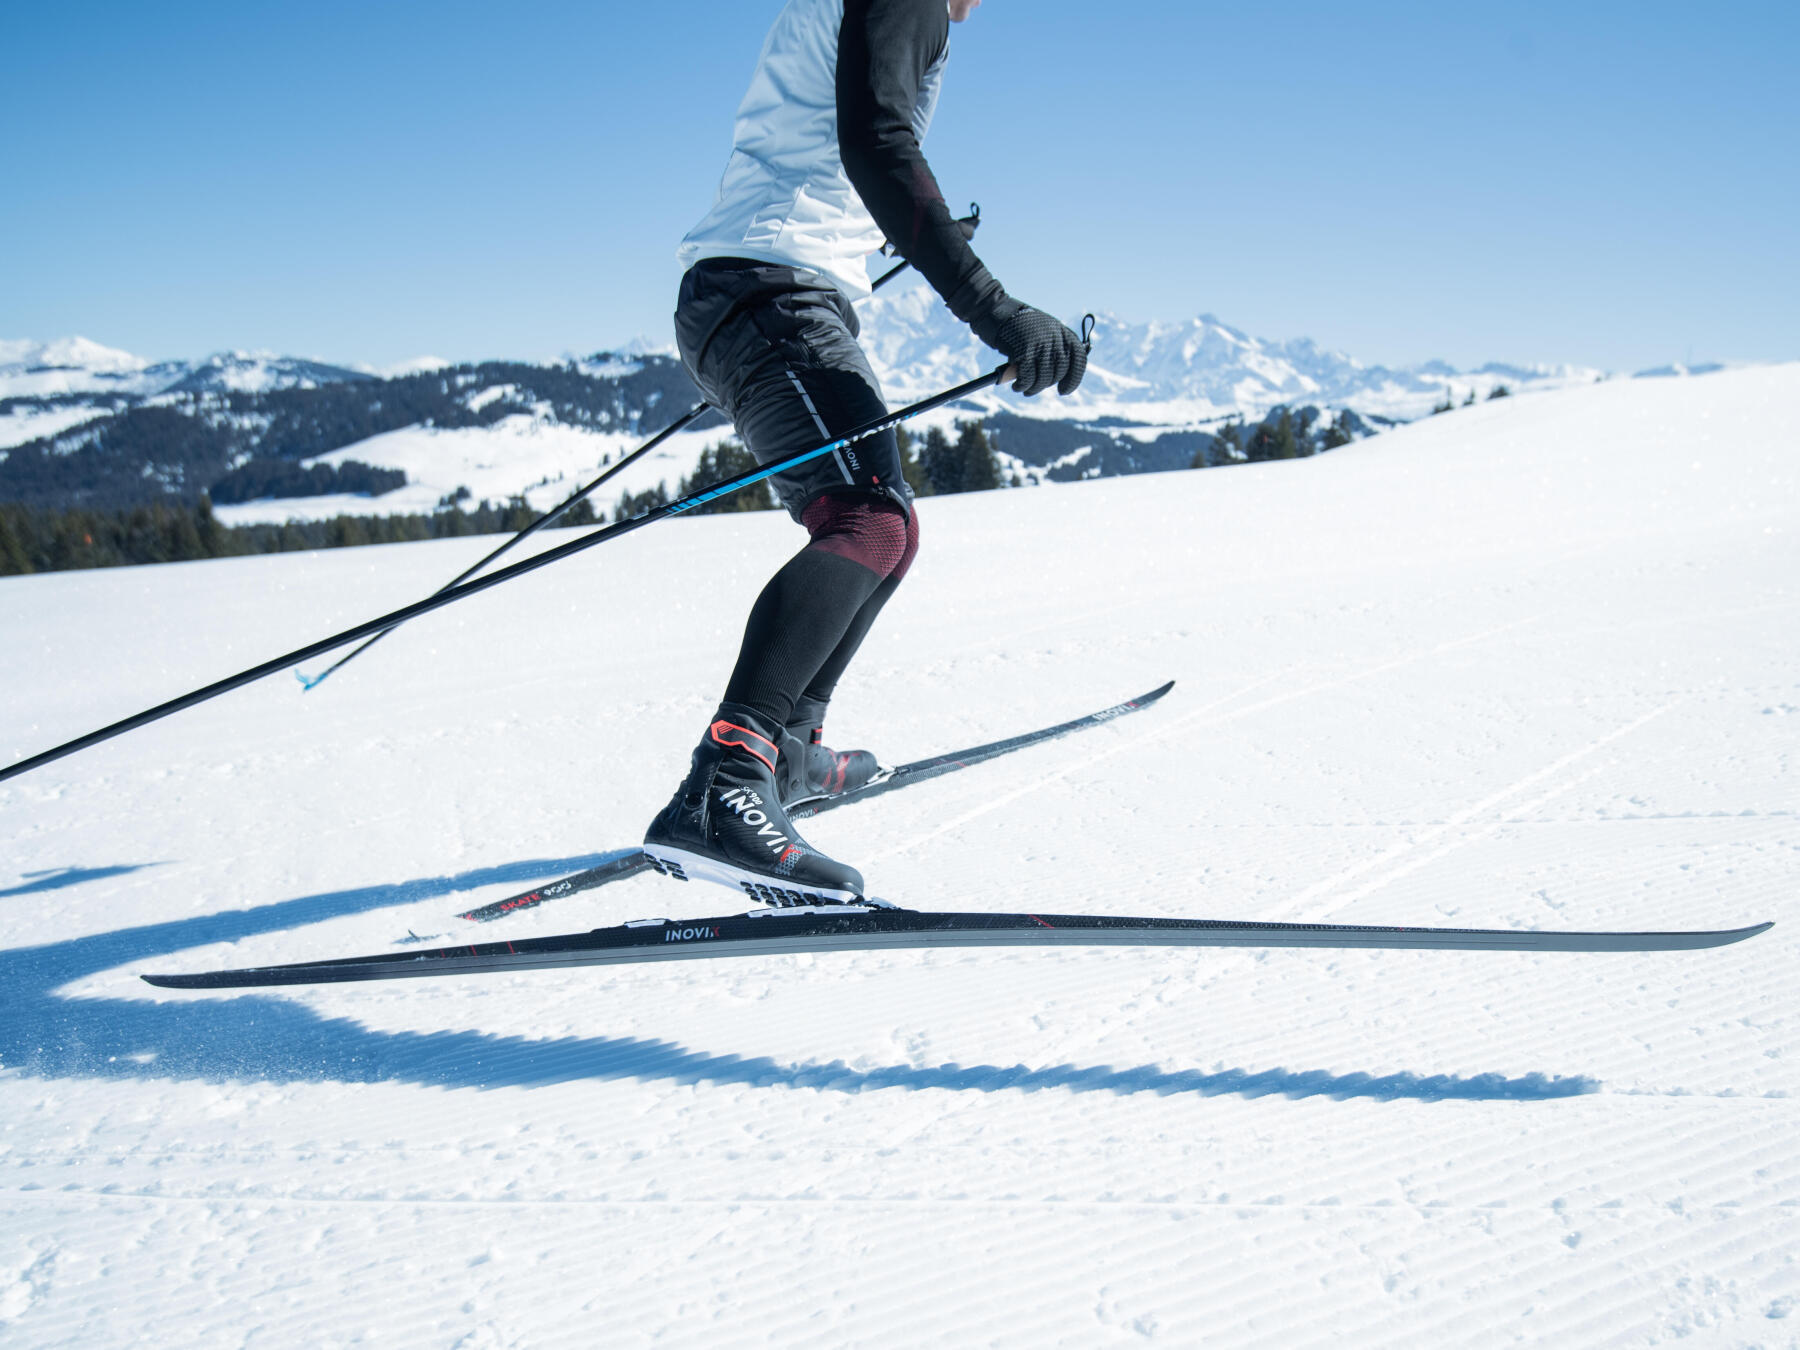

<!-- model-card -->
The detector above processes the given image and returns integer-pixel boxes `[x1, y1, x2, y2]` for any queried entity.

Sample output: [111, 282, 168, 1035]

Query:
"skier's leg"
[643, 520, 896, 896]
[749, 496, 917, 803]
[646, 261, 913, 896]
[719, 496, 910, 730]
[796, 502, 921, 712]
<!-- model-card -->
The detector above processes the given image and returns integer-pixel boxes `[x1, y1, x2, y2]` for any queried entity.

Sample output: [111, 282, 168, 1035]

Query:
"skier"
[643, 0, 1090, 903]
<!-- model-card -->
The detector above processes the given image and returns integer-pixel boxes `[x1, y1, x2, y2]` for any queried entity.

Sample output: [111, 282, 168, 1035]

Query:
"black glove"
[983, 300, 1089, 397]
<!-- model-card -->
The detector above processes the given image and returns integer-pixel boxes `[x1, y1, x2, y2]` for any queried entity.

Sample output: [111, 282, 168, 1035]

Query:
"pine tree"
[1272, 409, 1299, 459]
[1293, 408, 1318, 458]
[1320, 411, 1354, 450]
[678, 439, 774, 514]
[1203, 418, 1244, 467]
[0, 507, 32, 576]
[895, 424, 932, 497]
[921, 426, 957, 495]
[1247, 409, 1299, 461]
[614, 482, 671, 517]
[196, 495, 236, 558]
[561, 496, 600, 527]
[328, 515, 370, 548]
[953, 419, 1001, 493]
[168, 502, 206, 560]
[1487, 384, 1511, 400]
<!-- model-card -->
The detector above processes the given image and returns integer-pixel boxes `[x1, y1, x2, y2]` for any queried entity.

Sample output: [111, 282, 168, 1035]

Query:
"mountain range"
[0, 283, 1676, 521]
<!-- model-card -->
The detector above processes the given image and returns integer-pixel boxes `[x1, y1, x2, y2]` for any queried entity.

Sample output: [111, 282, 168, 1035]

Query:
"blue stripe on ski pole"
[666, 440, 848, 514]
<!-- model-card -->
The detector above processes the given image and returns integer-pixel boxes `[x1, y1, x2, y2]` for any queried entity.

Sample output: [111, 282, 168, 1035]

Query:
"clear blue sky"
[4, 1, 1795, 373]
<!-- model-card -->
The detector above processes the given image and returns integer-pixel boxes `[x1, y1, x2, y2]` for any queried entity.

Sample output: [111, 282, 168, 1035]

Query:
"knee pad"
[801, 495, 917, 580]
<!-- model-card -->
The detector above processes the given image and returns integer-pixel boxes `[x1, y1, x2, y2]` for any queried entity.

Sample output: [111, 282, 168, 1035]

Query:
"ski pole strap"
[874, 203, 978, 283]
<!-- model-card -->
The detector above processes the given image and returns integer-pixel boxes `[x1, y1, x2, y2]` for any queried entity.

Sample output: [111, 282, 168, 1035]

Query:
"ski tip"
[142, 972, 203, 989]
[1691, 921, 1774, 949]
[295, 670, 322, 692]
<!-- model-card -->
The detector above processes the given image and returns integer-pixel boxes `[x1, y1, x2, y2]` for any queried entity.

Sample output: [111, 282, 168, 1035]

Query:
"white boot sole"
[641, 844, 864, 908]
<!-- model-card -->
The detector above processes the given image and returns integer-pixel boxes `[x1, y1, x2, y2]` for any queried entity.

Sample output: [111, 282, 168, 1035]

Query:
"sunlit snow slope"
[2, 365, 1796, 1348]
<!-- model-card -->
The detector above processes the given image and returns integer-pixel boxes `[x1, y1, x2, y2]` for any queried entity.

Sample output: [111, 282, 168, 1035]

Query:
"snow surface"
[2, 365, 1797, 1347]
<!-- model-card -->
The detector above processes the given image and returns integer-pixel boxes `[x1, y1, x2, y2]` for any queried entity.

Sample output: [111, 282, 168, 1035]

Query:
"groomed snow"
[2, 364, 1796, 1347]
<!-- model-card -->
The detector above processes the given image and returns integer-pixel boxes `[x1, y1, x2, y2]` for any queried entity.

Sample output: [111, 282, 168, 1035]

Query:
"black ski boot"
[774, 695, 889, 808]
[643, 703, 867, 906]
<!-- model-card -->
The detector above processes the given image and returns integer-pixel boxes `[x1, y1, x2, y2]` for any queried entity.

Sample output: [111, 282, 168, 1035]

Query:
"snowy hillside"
[3, 363, 1795, 1347]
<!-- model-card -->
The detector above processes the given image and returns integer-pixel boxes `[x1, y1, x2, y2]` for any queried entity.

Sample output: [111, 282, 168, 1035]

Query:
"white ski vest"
[677, 0, 947, 301]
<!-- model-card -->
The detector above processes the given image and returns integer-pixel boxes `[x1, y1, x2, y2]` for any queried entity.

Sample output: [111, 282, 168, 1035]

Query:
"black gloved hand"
[985, 301, 1089, 397]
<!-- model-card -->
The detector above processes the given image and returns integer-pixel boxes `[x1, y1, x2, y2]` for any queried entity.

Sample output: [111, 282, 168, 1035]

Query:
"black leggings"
[675, 258, 923, 731]
[722, 494, 921, 729]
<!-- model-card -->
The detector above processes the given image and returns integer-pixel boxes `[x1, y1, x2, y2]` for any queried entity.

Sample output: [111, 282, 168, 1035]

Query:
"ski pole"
[1, 351, 1036, 786]
[296, 205, 981, 691]
[293, 399, 710, 691]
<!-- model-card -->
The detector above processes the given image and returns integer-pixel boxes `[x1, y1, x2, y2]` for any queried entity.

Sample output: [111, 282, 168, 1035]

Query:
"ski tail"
[792, 679, 1174, 817]
[455, 853, 652, 923]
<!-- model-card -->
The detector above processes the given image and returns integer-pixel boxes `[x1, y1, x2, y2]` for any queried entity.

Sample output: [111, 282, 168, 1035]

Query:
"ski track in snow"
[2, 365, 1798, 1347]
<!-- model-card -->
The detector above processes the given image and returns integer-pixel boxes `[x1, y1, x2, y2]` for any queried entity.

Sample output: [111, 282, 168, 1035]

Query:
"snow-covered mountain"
[0, 337, 183, 403]
[1, 295, 1719, 520]
[859, 278, 1604, 423]
[2, 288, 1612, 434]
[0, 338, 370, 403]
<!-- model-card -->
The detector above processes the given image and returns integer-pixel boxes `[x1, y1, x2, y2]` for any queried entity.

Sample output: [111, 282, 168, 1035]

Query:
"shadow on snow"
[1, 860, 1600, 1103]
[2, 863, 165, 898]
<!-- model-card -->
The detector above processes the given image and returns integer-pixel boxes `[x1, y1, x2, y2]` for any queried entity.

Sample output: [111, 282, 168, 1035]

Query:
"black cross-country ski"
[143, 908, 1772, 990]
[452, 680, 1175, 925]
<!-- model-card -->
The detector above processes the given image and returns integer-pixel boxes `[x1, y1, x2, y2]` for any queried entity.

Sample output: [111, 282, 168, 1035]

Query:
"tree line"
[1, 409, 1369, 579]
[0, 495, 597, 578]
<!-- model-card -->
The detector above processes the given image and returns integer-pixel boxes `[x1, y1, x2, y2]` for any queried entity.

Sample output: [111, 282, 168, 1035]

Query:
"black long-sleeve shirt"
[837, 0, 1008, 336]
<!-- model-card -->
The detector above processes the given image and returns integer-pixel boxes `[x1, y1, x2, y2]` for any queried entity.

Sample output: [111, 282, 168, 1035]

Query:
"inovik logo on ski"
[717, 786, 794, 855]
[666, 925, 722, 943]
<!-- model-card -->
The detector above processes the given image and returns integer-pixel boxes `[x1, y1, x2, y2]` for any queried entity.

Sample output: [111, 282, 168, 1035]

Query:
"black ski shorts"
[673, 258, 913, 522]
